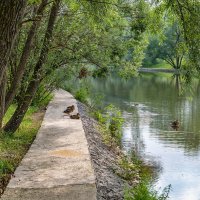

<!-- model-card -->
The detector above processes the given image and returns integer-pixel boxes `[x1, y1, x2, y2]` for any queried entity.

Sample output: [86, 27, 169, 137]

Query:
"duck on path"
[70, 113, 80, 119]
[63, 105, 75, 114]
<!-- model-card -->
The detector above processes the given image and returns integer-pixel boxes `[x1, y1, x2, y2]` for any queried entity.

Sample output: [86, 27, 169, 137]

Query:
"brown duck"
[70, 113, 80, 119]
[63, 105, 75, 114]
[171, 120, 180, 130]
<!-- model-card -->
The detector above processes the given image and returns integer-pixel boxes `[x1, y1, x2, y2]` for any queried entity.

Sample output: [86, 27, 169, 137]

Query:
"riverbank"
[77, 99, 171, 200]
[138, 68, 178, 74]
[78, 102, 140, 199]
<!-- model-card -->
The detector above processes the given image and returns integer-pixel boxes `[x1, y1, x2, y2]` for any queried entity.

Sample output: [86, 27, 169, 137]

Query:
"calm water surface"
[90, 74, 200, 200]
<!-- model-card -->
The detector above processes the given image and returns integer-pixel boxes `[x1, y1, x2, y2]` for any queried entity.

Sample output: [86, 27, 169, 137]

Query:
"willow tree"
[4, 0, 49, 113]
[4, 0, 61, 133]
[4, 0, 153, 132]
[3, 0, 127, 133]
[155, 0, 200, 74]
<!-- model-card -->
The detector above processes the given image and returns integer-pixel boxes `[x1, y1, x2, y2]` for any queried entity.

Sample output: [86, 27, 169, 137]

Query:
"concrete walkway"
[1, 89, 97, 200]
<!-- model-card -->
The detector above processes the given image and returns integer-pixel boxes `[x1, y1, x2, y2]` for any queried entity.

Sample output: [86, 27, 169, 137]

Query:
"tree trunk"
[5, 0, 49, 113]
[0, 0, 26, 132]
[0, 73, 7, 130]
[4, 0, 61, 133]
[4, 80, 40, 133]
[0, 0, 26, 84]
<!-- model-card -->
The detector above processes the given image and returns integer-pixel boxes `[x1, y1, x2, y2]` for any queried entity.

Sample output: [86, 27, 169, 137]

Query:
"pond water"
[90, 74, 200, 200]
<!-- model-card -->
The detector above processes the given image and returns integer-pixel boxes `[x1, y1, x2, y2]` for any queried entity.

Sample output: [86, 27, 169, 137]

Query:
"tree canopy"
[0, 0, 200, 133]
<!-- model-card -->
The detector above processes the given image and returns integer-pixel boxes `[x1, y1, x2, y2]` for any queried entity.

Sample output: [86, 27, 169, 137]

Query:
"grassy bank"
[0, 105, 46, 196]
[148, 62, 171, 69]
[90, 104, 170, 200]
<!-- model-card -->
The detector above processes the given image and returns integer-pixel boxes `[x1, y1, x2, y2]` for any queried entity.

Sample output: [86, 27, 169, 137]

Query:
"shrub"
[75, 87, 89, 103]
[105, 104, 124, 144]
[93, 104, 124, 145]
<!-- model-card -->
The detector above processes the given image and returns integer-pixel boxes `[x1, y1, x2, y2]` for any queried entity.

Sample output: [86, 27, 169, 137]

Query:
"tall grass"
[124, 181, 171, 200]
[93, 104, 124, 146]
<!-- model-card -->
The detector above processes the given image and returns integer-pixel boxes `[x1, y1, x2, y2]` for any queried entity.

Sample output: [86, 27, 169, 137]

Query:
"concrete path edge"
[1, 89, 97, 200]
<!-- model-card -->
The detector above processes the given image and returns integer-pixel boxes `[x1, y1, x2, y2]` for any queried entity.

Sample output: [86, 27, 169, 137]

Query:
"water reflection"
[90, 74, 200, 200]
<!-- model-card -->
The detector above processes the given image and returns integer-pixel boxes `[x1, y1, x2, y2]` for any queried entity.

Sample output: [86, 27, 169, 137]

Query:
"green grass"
[0, 105, 45, 196]
[149, 62, 171, 69]
[122, 152, 171, 200]
[124, 181, 171, 200]
[92, 104, 124, 146]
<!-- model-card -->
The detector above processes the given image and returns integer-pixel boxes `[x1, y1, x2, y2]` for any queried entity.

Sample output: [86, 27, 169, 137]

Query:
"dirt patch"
[50, 149, 82, 157]
[31, 110, 45, 122]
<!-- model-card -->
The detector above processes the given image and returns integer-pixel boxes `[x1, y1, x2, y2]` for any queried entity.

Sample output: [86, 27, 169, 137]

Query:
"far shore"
[138, 68, 179, 74]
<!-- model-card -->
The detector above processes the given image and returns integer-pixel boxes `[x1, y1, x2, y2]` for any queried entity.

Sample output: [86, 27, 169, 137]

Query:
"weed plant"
[124, 181, 171, 200]
[93, 104, 124, 145]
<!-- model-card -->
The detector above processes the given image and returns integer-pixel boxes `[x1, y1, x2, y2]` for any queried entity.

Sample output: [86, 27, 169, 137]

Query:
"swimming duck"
[63, 105, 75, 114]
[171, 120, 180, 129]
[70, 113, 80, 119]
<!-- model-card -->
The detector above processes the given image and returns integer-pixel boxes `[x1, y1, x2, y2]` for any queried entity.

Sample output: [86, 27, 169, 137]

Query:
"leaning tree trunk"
[0, 0, 26, 84]
[5, 0, 49, 113]
[0, 74, 7, 129]
[4, 0, 61, 134]
[0, 0, 26, 131]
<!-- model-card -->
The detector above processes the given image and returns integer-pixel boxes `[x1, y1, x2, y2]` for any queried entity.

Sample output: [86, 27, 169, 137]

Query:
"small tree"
[158, 23, 186, 69]
[144, 22, 186, 69]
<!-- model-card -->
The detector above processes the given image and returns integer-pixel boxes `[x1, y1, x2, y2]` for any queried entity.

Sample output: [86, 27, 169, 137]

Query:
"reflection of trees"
[122, 108, 145, 154]
[90, 74, 200, 154]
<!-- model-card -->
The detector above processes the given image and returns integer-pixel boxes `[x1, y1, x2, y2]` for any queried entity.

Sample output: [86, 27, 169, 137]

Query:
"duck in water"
[171, 120, 180, 130]
[63, 105, 75, 114]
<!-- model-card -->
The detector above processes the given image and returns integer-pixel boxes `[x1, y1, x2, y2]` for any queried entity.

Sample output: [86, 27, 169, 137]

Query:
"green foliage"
[130, 0, 151, 37]
[0, 160, 14, 175]
[122, 151, 171, 200]
[93, 104, 124, 145]
[116, 156, 139, 181]
[32, 87, 53, 108]
[92, 67, 109, 78]
[28, 0, 40, 4]
[75, 87, 89, 103]
[124, 181, 171, 200]
[2, 0, 200, 133]
[105, 104, 124, 140]
[68, 0, 119, 23]
[143, 37, 160, 67]
[153, 0, 200, 74]
[87, 93, 104, 110]
[144, 20, 186, 69]
[93, 110, 106, 124]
